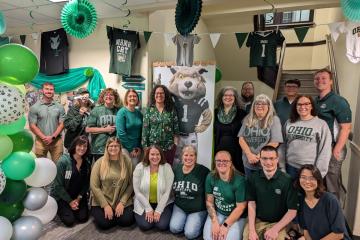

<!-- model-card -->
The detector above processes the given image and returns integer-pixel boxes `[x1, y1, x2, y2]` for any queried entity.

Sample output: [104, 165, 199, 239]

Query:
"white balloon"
[23, 196, 58, 224]
[0, 84, 25, 124]
[0, 216, 13, 240]
[25, 157, 57, 187]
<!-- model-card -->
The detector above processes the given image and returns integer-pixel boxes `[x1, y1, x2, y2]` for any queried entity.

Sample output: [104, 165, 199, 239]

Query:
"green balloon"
[0, 179, 27, 204]
[2, 152, 35, 180]
[0, 201, 24, 222]
[0, 116, 26, 136]
[0, 135, 13, 162]
[0, 44, 39, 85]
[8, 130, 34, 153]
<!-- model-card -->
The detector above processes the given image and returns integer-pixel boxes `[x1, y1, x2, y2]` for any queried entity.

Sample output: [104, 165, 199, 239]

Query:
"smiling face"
[42, 84, 55, 99]
[299, 169, 318, 193]
[107, 141, 120, 158]
[285, 83, 299, 98]
[222, 89, 235, 107]
[182, 149, 196, 168]
[314, 71, 332, 93]
[103, 91, 115, 107]
[296, 96, 313, 119]
[241, 83, 254, 99]
[75, 143, 88, 157]
[215, 152, 232, 175]
[149, 147, 162, 167]
[254, 101, 269, 119]
[126, 91, 138, 107]
[154, 87, 165, 105]
[79, 93, 90, 105]
[260, 150, 278, 174]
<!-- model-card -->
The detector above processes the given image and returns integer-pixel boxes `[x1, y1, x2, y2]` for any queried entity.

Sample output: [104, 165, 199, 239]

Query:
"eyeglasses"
[297, 102, 311, 107]
[155, 92, 165, 95]
[260, 157, 277, 161]
[215, 159, 231, 165]
[300, 175, 317, 182]
[108, 145, 120, 148]
[255, 102, 269, 106]
[285, 85, 299, 89]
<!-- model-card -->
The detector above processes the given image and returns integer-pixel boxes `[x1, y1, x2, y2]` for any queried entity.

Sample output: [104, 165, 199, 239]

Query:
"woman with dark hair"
[297, 164, 351, 240]
[51, 135, 91, 227]
[133, 145, 174, 231]
[90, 137, 134, 230]
[214, 87, 247, 173]
[284, 95, 332, 179]
[64, 88, 94, 150]
[86, 88, 122, 162]
[116, 89, 143, 167]
[142, 85, 179, 165]
[203, 151, 247, 240]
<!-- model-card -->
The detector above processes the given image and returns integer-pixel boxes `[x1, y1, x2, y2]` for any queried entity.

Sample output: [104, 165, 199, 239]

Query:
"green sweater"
[51, 154, 90, 203]
[90, 154, 133, 208]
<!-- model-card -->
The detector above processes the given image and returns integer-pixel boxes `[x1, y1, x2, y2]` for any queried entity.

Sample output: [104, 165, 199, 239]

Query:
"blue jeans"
[244, 167, 257, 178]
[203, 212, 246, 240]
[286, 164, 300, 181]
[169, 204, 207, 239]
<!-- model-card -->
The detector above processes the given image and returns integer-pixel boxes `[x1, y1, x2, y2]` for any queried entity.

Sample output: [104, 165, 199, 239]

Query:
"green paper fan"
[61, 0, 97, 39]
[175, 0, 202, 36]
[340, 0, 360, 21]
[0, 11, 6, 35]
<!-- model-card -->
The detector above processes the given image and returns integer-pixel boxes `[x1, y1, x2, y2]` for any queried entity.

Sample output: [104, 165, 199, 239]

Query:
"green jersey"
[173, 164, 210, 213]
[107, 26, 140, 76]
[246, 30, 284, 67]
[205, 172, 246, 216]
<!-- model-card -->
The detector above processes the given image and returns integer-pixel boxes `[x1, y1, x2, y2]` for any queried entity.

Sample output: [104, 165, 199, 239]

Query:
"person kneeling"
[133, 146, 174, 231]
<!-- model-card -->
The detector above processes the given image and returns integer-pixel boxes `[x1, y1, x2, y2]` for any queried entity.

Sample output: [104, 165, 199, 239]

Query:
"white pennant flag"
[328, 22, 343, 42]
[8, 36, 13, 42]
[164, 32, 176, 47]
[31, 32, 40, 44]
[209, 33, 221, 48]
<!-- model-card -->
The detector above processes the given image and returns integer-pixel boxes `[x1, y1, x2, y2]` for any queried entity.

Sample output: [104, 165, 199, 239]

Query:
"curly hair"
[97, 88, 122, 108]
[289, 95, 317, 123]
[149, 85, 174, 112]
[215, 86, 241, 109]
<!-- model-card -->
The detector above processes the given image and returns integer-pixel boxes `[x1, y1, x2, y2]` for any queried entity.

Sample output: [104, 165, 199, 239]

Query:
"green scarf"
[218, 106, 237, 124]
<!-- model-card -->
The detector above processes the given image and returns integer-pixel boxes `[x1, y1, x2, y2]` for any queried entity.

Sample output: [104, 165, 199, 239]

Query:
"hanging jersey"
[107, 26, 140, 76]
[173, 95, 209, 134]
[40, 28, 69, 75]
[246, 30, 285, 67]
[329, 21, 360, 63]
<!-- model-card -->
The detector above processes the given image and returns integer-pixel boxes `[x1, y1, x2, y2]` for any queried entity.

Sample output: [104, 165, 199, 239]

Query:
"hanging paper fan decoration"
[0, 11, 6, 35]
[340, 0, 360, 21]
[61, 0, 97, 39]
[175, 0, 202, 36]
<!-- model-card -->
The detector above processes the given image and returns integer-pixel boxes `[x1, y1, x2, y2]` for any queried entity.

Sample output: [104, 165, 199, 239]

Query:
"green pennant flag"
[235, 32, 248, 49]
[144, 31, 152, 43]
[294, 27, 310, 43]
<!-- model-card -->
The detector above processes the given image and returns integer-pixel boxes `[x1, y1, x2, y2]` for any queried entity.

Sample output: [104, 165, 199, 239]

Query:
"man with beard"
[239, 81, 254, 113]
[29, 82, 65, 162]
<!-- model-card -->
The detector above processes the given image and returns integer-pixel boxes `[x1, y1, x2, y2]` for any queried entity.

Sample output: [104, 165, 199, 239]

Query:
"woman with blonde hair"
[238, 94, 283, 176]
[86, 88, 122, 162]
[90, 137, 134, 230]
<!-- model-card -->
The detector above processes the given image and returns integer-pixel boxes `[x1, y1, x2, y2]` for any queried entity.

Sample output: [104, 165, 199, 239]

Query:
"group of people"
[27, 67, 352, 239]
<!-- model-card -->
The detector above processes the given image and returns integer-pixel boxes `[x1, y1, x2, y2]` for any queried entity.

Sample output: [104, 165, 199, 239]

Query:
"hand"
[194, 124, 208, 133]
[247, 152, 260, 164]
[264, 227, 279, 240]
[211, 221, 221, 240]
[104, 205, 113, 220]
[153, 212, 161, 222]
[104, 125, 116, 134]
[79, 107, 88, 115]
[115, 202, 124, 217]
[173, 135, 179, 146]
[69, 199, 79, 210]
[145, 211, 154, 223]
[130, 148, 141, 158]
[332, 145, 342, 161]
[249, 230, 259, 240]
[42, 136, 53, 145]
[218, 224, 229, 240]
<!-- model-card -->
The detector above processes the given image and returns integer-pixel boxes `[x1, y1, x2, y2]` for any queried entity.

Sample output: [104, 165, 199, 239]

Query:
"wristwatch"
[52, 135, 56, 140]
[222, 222, 229, 228]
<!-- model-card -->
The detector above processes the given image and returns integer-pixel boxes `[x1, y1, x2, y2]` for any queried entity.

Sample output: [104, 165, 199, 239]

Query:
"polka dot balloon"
[0, 84, 25, 124]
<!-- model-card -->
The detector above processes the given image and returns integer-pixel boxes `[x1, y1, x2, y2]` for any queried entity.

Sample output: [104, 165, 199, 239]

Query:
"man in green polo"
[29, 82, 65, 162]
[243, 145, 298, 240]
[314, 68, 352, 201]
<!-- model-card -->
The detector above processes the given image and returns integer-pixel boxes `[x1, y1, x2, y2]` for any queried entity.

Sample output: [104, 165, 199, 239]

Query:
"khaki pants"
[35, 137, 63, 162]
[243, 219, 287, 240]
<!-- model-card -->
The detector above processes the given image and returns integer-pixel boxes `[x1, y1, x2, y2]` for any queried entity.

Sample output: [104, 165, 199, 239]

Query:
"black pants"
[134, 203, 173, 231]
[57, 199, 89, 227]
[91, 205, 135, 230]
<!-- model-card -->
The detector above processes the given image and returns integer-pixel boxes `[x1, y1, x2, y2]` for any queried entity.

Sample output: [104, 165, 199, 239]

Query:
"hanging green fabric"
[31, 67, 106, 101]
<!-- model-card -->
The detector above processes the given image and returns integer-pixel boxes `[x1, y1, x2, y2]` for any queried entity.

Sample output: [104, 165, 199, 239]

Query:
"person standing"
[239, 81, 255, 113]
[116, 89, 143, 167]
[314, 68, 352, 201]
[64, 88, 93, 150]
[274, 79, 301, 126]
[214, 87, 247, 173]
[29, 82, 65, 162]
[142, 85, 179, 165]
[86, 88, 122, 162]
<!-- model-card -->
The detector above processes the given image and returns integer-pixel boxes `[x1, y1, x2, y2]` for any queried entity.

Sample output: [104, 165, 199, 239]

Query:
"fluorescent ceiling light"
[49, 0, 68, 2]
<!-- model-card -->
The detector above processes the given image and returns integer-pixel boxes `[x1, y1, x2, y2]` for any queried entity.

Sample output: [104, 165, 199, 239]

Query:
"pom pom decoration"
[175, 0, 202, 36]
[340, 0, 360, 21]
[61, 0, 98, 39]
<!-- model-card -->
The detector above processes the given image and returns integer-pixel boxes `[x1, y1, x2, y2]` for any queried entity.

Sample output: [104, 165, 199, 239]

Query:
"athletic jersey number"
[261, 43, 266, 57]
[182, 104, 188, 122]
